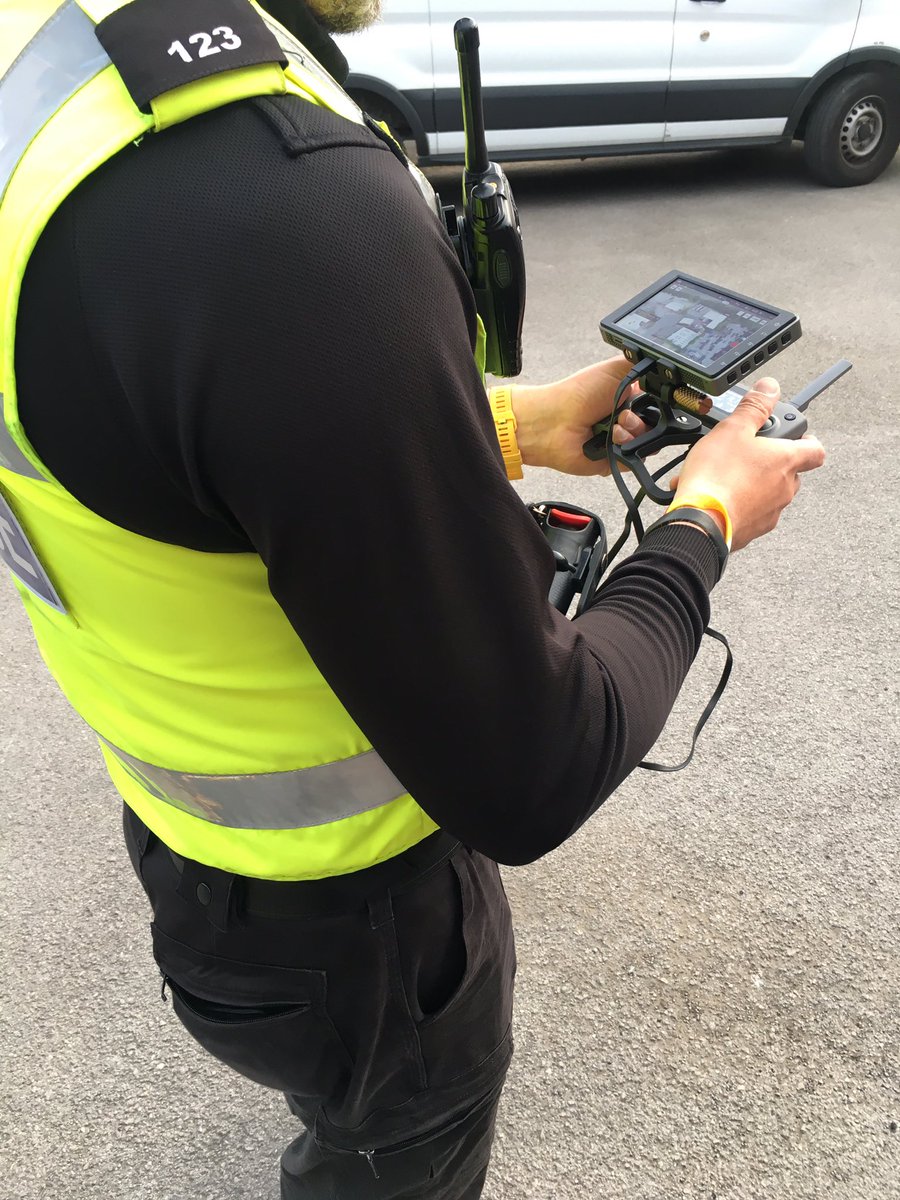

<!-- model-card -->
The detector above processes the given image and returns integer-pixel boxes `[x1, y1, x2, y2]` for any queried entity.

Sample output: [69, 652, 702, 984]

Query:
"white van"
[338, 0, 900, 185]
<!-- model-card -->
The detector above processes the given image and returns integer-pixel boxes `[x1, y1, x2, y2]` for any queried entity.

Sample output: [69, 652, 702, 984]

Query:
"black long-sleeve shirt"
[14, 71, 718, 866]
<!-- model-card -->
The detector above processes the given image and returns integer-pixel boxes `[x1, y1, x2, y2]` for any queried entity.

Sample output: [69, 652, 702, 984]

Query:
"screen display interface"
[615, 278, 777, 371]
[711, 388, 744, 414]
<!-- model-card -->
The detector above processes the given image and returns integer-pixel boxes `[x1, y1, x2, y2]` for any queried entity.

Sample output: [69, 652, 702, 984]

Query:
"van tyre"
[347, 88, 418, 163]
[803, 69, 900, 186]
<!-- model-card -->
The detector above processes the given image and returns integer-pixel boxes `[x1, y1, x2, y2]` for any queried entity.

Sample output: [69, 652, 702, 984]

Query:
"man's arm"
[183, 102, 720, 862]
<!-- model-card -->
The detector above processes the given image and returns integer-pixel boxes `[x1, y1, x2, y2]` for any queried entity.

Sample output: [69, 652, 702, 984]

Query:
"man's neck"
[262, 0, 349, 83]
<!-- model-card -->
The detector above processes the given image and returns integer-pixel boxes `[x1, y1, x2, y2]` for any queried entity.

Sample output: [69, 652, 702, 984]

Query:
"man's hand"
[671, 378, 826, 552]
[507, 356, 647, 476]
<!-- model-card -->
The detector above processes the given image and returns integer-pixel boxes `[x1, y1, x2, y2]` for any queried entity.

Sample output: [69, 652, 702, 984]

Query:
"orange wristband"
[487, 386, 524, 481]
[667, 492, 733, 550]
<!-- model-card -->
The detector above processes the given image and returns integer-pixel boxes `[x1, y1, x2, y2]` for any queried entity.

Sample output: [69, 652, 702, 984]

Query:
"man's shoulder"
[104, 92, 436, 258]
[246, 93, 394, 161]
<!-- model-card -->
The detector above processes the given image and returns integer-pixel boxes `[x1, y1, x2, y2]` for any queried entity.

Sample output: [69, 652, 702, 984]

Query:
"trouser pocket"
[397, 847, 516, 1090]
[152, 923, 352, 1103]
[296, 1082, 503, 1200]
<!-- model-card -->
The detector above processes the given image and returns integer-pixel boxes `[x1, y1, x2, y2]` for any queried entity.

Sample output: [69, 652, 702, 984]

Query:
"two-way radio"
[440, 19, 526, 377]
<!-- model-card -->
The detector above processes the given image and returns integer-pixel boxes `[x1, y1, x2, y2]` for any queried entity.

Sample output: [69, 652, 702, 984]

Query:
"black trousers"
[123, 806, 516, 1199]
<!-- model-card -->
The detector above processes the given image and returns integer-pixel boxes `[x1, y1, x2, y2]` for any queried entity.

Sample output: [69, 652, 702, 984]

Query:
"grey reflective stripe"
[101, 739, 408, 830]
[0, 1, 110, 204]
[261, 16, 359, 104]
[0, 487, 67, 611]
[0, 396, 44, 479]
[0, 5, 109, 480]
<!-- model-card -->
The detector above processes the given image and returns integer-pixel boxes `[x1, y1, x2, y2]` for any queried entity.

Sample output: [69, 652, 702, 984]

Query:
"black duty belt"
[165, 828, 462, 920]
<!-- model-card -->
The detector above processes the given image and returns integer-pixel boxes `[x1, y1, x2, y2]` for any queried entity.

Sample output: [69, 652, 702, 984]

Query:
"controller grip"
[548, 569, 578, 613]
[582, 429, 609, 462]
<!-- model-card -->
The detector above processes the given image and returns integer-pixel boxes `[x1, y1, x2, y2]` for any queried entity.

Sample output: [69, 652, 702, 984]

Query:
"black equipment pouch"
[528, 502, 607, 614]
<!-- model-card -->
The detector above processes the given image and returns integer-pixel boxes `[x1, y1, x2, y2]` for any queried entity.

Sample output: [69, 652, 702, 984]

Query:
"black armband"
[644, 507, 730, 584]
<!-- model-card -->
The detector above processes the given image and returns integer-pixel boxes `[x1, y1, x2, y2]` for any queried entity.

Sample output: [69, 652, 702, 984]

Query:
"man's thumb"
[734, 377, 780, 429]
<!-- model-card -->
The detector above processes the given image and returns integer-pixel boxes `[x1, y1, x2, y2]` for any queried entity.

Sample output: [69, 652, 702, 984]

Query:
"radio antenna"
[454, 18, 490, 177]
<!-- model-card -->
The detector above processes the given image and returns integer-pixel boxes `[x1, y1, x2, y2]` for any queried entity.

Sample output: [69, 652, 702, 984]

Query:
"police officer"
[2, 1, 824, 1196]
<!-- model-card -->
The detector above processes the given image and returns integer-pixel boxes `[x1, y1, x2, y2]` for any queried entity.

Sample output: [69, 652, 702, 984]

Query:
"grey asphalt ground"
[2, 142, 899, 1200]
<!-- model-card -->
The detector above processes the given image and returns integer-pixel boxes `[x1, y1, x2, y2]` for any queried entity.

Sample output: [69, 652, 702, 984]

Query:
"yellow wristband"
[487, 385, 524, 481]
[667, 492, 733, 550]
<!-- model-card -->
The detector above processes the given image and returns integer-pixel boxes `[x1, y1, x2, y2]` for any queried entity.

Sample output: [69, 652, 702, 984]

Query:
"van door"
[427, 1, 677, 159]
[665, 0, 863, 146]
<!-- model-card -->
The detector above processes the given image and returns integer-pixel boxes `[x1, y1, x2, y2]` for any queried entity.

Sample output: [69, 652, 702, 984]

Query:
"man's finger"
[616, 410, 647, 436]
[789, 435, 826, 473]
[728, 378, 780, 431]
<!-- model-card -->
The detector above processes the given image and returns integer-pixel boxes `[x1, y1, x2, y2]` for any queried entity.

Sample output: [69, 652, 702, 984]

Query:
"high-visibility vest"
[0, 0, 477, 880]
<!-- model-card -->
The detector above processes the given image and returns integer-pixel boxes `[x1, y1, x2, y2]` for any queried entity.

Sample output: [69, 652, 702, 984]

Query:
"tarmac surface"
[2, 142, 899, 1199]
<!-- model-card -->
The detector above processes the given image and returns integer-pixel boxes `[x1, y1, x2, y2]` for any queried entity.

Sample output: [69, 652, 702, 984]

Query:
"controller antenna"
[791, 359, 852, 412]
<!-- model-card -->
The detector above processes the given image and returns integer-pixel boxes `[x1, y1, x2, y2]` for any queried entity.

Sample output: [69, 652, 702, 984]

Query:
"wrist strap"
[487, 386, 524, 481]
[645, 506, 730, 584]
[667, 491, 733, 549]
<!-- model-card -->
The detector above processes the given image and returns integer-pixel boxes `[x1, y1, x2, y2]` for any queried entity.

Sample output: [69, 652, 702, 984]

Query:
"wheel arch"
[344, 73, 431, 159]
[787, 48, 900, 140]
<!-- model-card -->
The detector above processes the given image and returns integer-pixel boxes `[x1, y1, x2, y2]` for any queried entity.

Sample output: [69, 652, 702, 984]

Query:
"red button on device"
[548, 508, 591, 529]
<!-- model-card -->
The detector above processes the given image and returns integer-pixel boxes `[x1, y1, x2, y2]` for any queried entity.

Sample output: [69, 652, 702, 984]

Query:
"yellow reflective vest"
[0, 0, 467, 879]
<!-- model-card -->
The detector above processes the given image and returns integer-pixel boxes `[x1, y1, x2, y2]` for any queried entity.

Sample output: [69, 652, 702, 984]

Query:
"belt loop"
[124, 803, 156, 858]
[367, 891, 394, 931]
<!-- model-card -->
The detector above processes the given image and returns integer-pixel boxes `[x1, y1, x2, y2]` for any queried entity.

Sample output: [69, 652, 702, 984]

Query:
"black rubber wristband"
[645, 507, 730, 584]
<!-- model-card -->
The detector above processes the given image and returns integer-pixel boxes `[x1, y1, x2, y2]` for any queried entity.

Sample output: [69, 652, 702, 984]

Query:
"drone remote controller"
[582, 272, 851, 497]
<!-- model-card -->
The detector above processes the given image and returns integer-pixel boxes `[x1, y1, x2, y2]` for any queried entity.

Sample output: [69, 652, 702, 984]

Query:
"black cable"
[638, 627, 733, 772]
[583, 362, 733, 773]
[605, 360, 654, 545]
[602, 449, 690, 576]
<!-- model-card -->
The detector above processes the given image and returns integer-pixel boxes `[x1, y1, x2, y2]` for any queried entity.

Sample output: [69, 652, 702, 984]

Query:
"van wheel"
[803, 69, 900, 186]
[347, 89, 419, 163]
